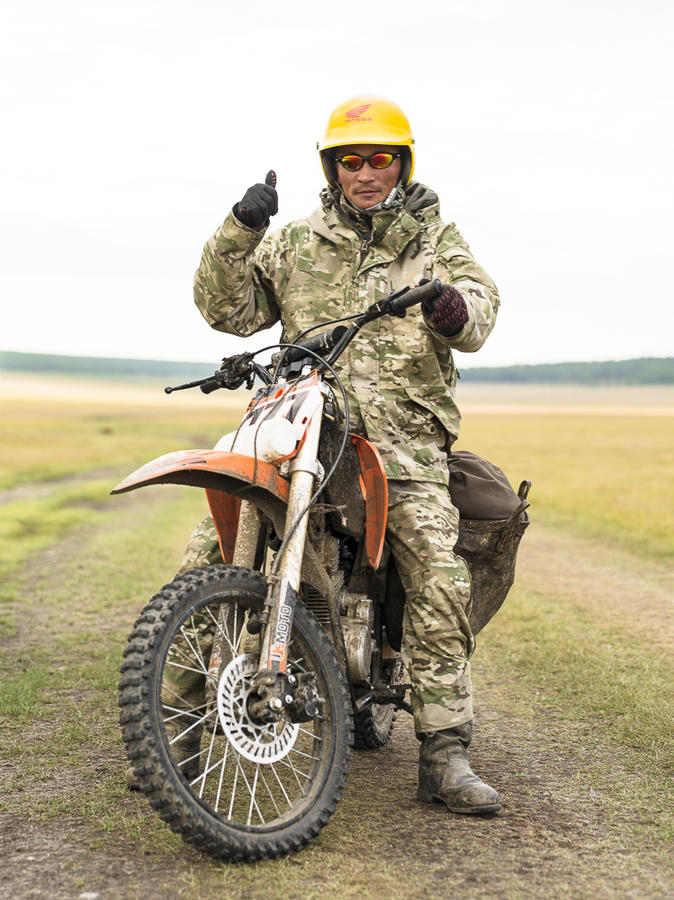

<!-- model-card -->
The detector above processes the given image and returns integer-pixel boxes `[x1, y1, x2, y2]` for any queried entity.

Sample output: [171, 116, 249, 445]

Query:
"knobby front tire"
[118, 564, 353, 861]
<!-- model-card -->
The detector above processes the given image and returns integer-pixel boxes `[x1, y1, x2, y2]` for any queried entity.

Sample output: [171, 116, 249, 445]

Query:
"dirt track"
[2, 489, 671, 900]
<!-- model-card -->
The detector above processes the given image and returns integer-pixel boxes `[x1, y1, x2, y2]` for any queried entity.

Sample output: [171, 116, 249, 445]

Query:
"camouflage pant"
[386, 480, 473, 734]
[173, 480, 473, 736]
[176, 517, 224, 575]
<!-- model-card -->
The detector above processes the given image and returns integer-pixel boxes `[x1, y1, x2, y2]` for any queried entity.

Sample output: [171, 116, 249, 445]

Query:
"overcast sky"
[2, 0, 672, 367]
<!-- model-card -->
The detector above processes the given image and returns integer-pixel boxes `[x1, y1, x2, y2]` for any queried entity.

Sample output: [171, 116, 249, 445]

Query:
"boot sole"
[417, 789, 500, 815]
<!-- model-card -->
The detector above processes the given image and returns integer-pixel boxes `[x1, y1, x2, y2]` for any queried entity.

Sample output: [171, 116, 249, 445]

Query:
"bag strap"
[495, 497, 531, 552]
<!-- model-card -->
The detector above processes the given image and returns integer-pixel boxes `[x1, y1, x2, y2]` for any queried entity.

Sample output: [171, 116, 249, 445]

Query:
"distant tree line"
[460, 357, 674, 385]
[2, 351, 673, 385]
[0, 351, 215, 383]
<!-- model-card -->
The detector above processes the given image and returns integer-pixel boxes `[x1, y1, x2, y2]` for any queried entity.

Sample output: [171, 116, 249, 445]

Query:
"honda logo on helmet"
[345, 103, 373, 122]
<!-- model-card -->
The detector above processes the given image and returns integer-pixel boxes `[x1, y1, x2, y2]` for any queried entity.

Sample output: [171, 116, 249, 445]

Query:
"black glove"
[422, 284, 469, 336]
[233, 170, 278, 229]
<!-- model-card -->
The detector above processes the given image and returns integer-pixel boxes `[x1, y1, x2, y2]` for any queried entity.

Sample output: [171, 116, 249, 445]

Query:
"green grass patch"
[0, 488, 208, 724]
[0, 485, 213, 854]
[0, 480, 115, 579]
[477, 582, 674, 845]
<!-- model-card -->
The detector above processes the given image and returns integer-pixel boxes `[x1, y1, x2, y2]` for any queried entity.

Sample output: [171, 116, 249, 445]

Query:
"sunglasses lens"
[339, 155, 363, 171]
[370, 153, 395, 169]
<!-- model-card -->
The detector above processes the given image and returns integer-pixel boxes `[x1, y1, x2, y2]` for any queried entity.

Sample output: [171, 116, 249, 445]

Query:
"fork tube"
[259, 399, 324, 674]
[232, 500, 261, 568]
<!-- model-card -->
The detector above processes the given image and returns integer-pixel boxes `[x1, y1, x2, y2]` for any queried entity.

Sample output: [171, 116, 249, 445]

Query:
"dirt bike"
[113, 279, 530, 862]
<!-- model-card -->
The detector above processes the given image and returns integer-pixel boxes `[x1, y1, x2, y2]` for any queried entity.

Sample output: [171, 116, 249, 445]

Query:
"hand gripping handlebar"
[386, 278, 443, 316]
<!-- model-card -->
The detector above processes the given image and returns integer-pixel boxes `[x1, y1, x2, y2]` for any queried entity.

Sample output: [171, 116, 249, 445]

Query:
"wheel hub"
[216, 654, 299, 763]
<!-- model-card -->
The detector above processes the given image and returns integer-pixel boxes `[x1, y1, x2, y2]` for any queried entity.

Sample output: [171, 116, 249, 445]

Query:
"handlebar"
[387, 278, 443, 316]
[200, 377, 226, 394]
[165, 279, 447, 394]
[283, 325, 348, 363]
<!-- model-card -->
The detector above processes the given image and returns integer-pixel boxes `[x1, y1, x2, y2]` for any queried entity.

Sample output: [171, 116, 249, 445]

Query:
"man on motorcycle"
[187, 95, 501, 815]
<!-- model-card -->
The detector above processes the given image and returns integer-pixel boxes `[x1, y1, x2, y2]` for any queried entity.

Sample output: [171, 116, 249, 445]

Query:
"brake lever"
[165, 376, 213, 394]
[165, 352, 257, 394]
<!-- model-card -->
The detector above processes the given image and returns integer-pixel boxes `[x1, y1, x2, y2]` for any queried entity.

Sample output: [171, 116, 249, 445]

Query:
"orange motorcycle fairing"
[111, 437, 388, 570]
[351, 435, 388, 570]
[206, 491, 241, 565]
[111, 449, 290, 502]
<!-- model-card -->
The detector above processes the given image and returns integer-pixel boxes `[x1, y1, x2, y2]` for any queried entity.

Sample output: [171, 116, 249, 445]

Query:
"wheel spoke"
[204, 604, 242, 658]
[164, 708, 212, 743]
[257, 767, 282, 817]
[180, 621, 208, 673]
[298, 725, 322, 740]
[234, 751, 264, 825]
[232, 603, 240, 652]
[166, 659, 210, 677]
[247, 766, 262, 826]
[215, 742, 230, 813]
[288, 746, 320, 762]
[162, 702, 209, 722]
[197, 721, 223, 799]
[169, 637, 208, 674]
[161, 683, 204, 706]
[188, 614, 211, 671]
[268, 762, 294, 809]
[276, 754, 311, 786]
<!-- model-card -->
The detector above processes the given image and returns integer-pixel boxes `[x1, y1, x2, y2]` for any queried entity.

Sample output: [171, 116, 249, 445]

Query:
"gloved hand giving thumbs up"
[233, 170, 278, 229]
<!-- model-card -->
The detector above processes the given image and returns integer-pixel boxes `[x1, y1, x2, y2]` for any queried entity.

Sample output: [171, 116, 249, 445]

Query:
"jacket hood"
[403, 181, 439, 215]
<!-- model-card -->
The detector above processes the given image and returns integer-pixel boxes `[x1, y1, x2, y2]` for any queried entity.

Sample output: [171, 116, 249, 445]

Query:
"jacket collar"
[307, 182, 440, 260]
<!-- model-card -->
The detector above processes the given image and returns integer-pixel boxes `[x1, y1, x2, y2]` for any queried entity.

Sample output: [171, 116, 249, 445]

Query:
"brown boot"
[417, 722, 500, 814]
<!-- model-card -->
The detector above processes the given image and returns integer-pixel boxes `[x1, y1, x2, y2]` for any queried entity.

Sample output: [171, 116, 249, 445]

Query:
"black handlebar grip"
[200, 378, 222, 394]
[285, 325, 348, 362]
[389, 279, 443, 316]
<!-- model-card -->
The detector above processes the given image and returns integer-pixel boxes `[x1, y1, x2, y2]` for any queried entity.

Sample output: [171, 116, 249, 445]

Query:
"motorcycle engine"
[340, 591, 374, 685]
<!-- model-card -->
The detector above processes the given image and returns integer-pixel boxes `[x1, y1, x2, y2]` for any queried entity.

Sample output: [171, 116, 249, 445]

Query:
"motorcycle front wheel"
[119, 564, 353, 861]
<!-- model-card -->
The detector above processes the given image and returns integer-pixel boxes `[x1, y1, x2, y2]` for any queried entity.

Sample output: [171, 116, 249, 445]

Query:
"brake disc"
[216, 653, 299, 763]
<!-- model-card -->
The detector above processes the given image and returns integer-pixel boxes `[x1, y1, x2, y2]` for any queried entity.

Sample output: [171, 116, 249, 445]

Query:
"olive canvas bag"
[448, 451, 531, 634]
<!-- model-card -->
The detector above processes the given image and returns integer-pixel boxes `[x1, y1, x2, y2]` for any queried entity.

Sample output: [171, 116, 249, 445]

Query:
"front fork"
[258, 403, 323, 676]
[231, 402, 324, 723]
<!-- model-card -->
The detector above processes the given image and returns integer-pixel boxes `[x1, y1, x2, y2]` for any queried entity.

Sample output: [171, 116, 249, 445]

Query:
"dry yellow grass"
[2, 375, 672, 559]
[0, 374, 247, 489]
[457, 382, 674, 416]
[453, 383, 674, 561]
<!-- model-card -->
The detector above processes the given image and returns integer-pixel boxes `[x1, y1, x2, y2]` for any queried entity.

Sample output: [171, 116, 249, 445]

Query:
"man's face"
[335, 144, 402, 209]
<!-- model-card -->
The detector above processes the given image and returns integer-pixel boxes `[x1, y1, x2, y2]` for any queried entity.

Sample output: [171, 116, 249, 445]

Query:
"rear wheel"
[119, 564, 353, 861]
[353, 656, 404, 749]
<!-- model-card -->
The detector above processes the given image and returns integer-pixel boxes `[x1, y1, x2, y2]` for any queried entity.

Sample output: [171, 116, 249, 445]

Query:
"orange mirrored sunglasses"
[335, 152, 401, 172]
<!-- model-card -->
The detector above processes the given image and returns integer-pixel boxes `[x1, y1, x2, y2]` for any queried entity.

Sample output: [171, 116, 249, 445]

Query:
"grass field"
[1, 375, 672, 899]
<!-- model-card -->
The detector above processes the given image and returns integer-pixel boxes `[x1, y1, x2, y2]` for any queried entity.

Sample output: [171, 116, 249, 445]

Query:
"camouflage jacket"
[194, 184, 499, 484]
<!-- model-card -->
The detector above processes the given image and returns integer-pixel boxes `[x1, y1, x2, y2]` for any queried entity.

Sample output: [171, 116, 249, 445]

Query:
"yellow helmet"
[318, 94, 415, 189]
